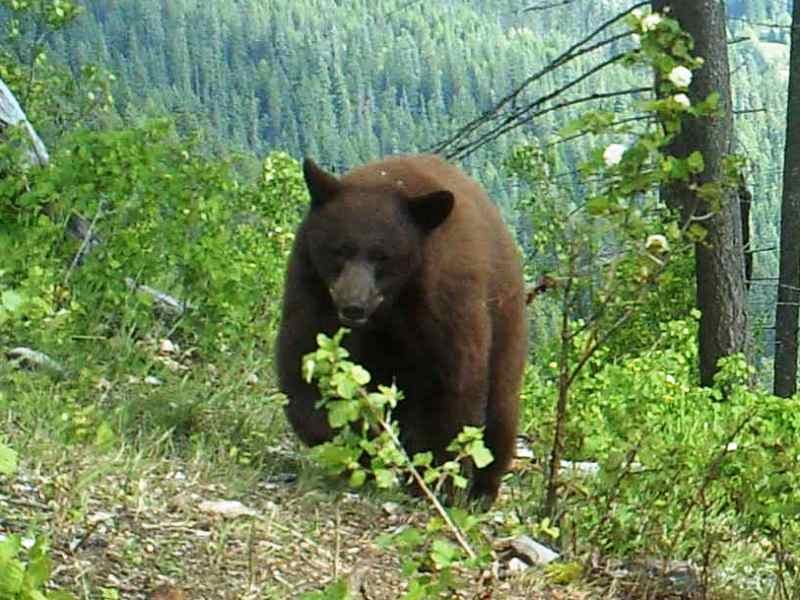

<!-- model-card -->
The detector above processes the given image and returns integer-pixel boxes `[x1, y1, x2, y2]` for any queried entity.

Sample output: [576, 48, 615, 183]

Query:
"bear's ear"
[303, 159, 341, 208]
[407, 190, 455, 231]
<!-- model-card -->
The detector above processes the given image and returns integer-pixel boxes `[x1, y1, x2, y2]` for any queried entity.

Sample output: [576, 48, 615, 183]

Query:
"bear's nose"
[340, 305, 367, 322]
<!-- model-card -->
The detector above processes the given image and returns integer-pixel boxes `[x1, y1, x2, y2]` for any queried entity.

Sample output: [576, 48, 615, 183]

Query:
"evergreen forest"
[30, 0, 797, 359]
[1, 1, 800, 598]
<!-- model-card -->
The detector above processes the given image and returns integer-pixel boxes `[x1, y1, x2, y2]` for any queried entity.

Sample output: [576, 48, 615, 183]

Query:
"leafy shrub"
[1, 119, 306, 358]
[520, 314, 800, 594]
[0, 438, 73, 600]
[302, 329, 496, 599]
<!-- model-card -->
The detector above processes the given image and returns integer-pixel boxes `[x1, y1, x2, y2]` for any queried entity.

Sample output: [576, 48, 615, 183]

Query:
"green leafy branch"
[302, 329, 483, 561]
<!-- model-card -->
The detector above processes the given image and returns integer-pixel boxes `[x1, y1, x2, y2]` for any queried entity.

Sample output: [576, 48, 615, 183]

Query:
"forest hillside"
[1, 1, 800, 599]
[29, 0, 795, 355]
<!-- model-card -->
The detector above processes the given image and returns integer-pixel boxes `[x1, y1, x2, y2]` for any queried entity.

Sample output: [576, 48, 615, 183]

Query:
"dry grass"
[0, 439, 606, 600]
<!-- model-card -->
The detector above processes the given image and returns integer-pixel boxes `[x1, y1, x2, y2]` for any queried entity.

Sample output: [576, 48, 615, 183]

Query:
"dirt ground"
[0, 444, 610, 600]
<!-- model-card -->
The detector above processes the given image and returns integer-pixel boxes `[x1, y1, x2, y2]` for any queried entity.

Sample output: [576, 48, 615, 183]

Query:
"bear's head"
[302, 159, 454, 328]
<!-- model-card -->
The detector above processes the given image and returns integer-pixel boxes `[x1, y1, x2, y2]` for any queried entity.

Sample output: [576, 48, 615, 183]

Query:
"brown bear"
[276, 154, 527, 503]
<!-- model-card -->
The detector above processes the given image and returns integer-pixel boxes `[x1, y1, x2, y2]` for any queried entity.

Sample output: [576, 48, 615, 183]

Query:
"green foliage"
[303, 330, 495, 497]
[303, 330, 496, 599]
[0, 1, 302, 500]
[521, 314, 800, 593]
[0, 0, 115, 140]
[503, 9, 798, 594]
[511, 7, 743, 364]
[1, 118, 306, 360]
[0, 526, 72, 600]
[0, 0, 83, 31]
[0, 432, 69, 600]
[0, 438, 18, 475]
[299, 579, 351, 600]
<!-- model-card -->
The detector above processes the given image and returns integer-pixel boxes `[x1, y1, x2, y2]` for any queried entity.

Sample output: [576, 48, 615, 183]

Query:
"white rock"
[198, 499, 260, 518]
[510, 535, 559, 565]
[508, 557, 531, 573]
[159, 338, 177, 355]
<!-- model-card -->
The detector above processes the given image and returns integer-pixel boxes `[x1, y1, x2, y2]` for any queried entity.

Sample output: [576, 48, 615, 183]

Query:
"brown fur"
[276, 154, 528, 503]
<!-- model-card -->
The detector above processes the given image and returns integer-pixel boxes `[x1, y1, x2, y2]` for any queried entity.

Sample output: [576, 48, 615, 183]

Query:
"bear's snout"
[330, 262, 383, 327]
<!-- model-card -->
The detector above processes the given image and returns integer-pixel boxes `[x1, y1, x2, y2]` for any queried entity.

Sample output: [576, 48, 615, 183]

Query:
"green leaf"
[687, 223, 707, 242]
[299, 578, 351, 600]
[452, 474, 469, 489]
[392, 527, 424, 549]
[302, 358, 316, 383]
[374, 468, 397, 488]
[704, 91, 720, 110]
[686, 151, 704, 173]
[0, 535, 21, 563]
[585, 196, 610, 215]
[1, 289, 24, 313]
[412, 451, 433, 467]
[327, 400, 359, 428]
[24, 555, 52, 595]
[0, 558, 24, 595]
[311, 443, 356, 472]
[316, 332, 332, 350]
[468, 443, 494, 469]
[430, 539, 459, 569]
[0, 443, 18, 476]
[546, 561, 584, 584]
[348, 468, 366, 488]
[94, 421, 117, 450]
[350, 365, 371, 386]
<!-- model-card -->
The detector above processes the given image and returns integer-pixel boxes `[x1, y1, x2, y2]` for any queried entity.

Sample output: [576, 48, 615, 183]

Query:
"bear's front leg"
[276, 251, 339, 447]
[416, 310, 495, 499]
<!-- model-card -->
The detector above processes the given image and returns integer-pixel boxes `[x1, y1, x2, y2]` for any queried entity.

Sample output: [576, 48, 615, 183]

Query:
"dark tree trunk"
[652, 0, 748, 387]
[739, 177, 753, 291]
[773, 1, 800, 398]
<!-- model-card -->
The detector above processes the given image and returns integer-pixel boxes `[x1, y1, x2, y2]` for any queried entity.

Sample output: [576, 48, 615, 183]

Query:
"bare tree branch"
[431, 2, 648, 158]
[444, 58, 650, 161]
[522, 0, 577, 12]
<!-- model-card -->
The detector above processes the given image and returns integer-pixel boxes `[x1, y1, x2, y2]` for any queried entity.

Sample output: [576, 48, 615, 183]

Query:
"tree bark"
[0, 78, 49, 166]
[652, 0, 748, 387]
[773, 0, 800, 398]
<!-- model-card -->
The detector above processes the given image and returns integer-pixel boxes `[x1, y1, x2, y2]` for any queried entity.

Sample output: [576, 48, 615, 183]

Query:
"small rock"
[245, 372, 260, 385]
[198, 499, 260, 518]
[159, 339, 177, 355]
[507, 557, 530, 573]
[88, 511, 114, 524]
[509, 535, 559, 565]
[515, 436, 534, 460]
[382, 501, 401, 515]
[7, 347, 64, 374]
